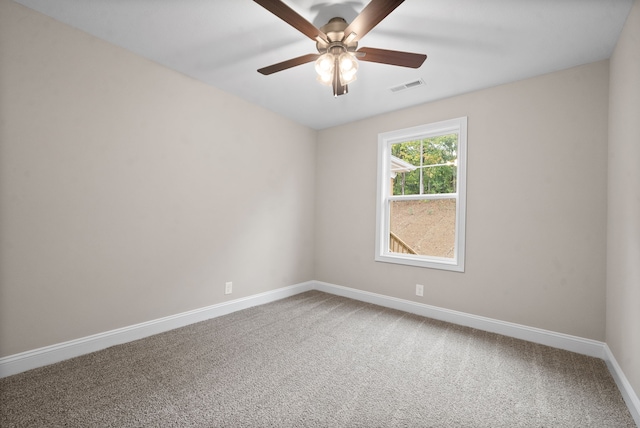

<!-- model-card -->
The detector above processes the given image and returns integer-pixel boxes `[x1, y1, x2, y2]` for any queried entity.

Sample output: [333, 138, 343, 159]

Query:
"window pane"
[422, 165, 457, 195]
[391, 141, 421, 195]
[389, 199, 456, 258]
[390, 134, 458, 196]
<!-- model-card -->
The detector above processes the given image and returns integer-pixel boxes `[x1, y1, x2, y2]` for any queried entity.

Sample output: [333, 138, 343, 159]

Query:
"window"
[375, 117, 467, 271]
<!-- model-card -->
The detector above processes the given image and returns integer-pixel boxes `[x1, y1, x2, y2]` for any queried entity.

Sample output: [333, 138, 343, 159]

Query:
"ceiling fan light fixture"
[340, 73, 357, 86]
[315, 53, 335, 84]
[316, 73, 333, 85]
[338, 52, 358, 84]
[315, 50, 358, 92]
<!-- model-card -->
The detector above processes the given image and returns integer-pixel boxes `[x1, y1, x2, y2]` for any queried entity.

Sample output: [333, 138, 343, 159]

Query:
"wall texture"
[607, 0, 640, 402]
[0, 0, 316, 356]
[316, 61, 610, 341]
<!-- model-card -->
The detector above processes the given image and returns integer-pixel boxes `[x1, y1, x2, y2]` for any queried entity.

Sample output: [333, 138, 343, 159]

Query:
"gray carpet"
[0, 291, 635, 427]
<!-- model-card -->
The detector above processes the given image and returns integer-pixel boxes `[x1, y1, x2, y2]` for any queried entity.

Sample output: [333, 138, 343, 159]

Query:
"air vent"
[389, 79, 425, 93]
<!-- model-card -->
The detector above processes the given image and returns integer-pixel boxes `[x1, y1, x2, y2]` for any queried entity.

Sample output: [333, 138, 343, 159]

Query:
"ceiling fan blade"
[254, 0, 328, 43]
[258, 53, 320, 75]
[357, 47, 426, 68]
[343, 0, 405, 42]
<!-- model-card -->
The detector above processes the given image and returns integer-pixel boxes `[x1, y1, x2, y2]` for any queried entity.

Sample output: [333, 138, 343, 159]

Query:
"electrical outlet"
[416, 284, 424, 297]
[225, 281, 233, 295]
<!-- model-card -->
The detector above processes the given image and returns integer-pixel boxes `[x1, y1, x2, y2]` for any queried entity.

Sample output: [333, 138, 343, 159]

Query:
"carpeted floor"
[0, 291, 636, 427]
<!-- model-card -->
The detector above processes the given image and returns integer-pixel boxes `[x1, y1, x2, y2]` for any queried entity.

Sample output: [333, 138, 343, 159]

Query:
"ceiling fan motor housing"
[316, 17, 358, 54]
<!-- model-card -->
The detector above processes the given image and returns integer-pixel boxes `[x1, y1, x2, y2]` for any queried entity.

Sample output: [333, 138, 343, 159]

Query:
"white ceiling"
[13, 0, 633, 130]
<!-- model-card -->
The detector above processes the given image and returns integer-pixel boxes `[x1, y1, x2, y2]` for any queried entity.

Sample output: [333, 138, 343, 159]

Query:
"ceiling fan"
[254, 0, 427, 97]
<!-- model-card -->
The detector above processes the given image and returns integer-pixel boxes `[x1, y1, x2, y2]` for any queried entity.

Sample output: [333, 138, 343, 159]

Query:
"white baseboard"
[2, 278, 638, 426]
[0, 279, 609, 377]
[313, 281, 606, 358]
[0, 281, 313, 378]
[604, 344, 640, 426]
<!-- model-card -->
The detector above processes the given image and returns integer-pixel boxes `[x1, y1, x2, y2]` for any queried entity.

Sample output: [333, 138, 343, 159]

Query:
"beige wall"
[607, 0, 640, 401]
[0, 0, 316, 356]
[316, 61, 610, 341]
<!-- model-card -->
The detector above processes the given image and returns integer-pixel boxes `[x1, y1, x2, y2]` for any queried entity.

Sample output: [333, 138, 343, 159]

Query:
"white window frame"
[375, 117, 467, 272]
